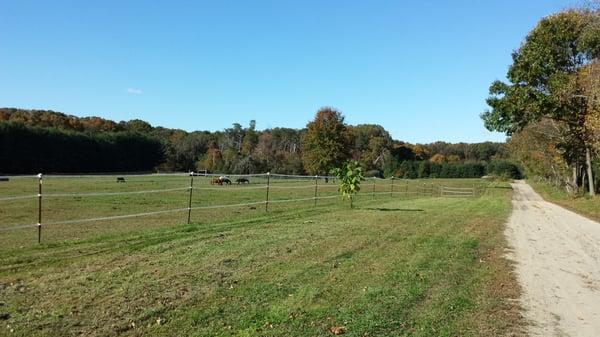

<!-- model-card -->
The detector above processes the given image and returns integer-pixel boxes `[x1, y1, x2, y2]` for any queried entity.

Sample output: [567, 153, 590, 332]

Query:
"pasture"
[0, 174, 485, 249]
[0, 176, 520, 336]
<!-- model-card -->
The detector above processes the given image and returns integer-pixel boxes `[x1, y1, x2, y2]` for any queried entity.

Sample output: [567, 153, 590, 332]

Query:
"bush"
[486, 160, 523, 179]
[382, 160, 487, 179]
[365, 169, 383, 178]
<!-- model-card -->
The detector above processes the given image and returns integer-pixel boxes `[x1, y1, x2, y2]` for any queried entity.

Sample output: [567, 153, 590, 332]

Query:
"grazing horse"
[116, 177, 126, 183]
[211, 177, 231, 185]
[235, 178, 249, 184]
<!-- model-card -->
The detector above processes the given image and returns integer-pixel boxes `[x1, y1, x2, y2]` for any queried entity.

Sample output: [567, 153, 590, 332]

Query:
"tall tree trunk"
[573, 165, 578, 190]
[586, 146, 596, 196]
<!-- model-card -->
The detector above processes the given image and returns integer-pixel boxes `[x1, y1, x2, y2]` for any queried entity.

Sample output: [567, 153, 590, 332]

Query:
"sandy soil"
[506, 181, 600, 336]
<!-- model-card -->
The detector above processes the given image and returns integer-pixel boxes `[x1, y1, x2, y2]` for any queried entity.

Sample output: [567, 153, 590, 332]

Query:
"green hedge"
[0, 122, 164, 173]
[388, 160, 522, 179]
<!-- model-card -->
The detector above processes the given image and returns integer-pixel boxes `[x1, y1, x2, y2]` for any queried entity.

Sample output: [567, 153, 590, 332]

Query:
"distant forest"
[0, 108, 519, 178]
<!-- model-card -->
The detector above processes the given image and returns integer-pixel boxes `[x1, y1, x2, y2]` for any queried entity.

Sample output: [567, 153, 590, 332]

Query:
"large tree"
[507, 119, 569, 187]
[301, 107, 353, 175]
[351, 124, 392, 171]
[481, 9, 600, 194]
[584, 62, 600, 151]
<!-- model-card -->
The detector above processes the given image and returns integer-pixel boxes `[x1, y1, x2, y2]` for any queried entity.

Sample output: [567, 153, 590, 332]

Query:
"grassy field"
[0, 177, 521, 336]
[0, 175, 486, 249]
[529, 180, 600, 222]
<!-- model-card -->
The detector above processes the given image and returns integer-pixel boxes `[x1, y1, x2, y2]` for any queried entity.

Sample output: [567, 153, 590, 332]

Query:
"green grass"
[529, 180, 600, 222]
[0, 176, 485, 249]
[0, 178, 521, 336]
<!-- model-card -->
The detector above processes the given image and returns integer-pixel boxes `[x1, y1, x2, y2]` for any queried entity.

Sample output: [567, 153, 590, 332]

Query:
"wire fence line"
[44, 187, 191, 198]
[0, 223, 40, 232]
[0, 172, 484, 244]
[0, 194, 39, 201]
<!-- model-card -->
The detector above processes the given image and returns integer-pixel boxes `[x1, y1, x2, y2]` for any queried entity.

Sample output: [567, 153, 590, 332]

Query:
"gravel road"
[506, 181, 600, 336]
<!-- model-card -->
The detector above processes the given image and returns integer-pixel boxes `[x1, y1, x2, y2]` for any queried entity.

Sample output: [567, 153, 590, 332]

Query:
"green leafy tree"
[481, 9, 600, 195]
[302, 107, 353, 175]
[330, 160, 364, 208]
[351, 124, 392, 171]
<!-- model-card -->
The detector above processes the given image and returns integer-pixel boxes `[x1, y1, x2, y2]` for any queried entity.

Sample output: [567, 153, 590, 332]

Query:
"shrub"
[486, 160, 523, 179]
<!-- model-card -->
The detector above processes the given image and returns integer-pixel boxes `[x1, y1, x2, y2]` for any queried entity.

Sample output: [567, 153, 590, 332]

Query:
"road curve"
[506, 181, 600, 336]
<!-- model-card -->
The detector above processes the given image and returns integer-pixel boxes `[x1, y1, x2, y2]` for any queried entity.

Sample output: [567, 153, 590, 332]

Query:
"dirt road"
[506, 181, 600, 336]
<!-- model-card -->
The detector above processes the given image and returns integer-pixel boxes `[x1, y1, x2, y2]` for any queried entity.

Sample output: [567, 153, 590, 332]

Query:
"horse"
[235, 178, 249, 184]
[220, 177, 232, 185]
[116, 177, 126, 183]
[211, 177, 222, 185]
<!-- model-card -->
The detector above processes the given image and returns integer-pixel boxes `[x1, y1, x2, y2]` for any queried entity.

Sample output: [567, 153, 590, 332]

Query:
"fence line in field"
[0, 194, 39, 201]
[440, 186, 477, 197]
[0, 172, 483, 243]
[193, 185, 269, 191]
[0, 223, 40, 232]
[44, 187, 191, 198]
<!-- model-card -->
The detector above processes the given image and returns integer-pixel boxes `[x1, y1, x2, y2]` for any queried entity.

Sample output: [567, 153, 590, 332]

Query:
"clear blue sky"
[0, 0, 573, 143]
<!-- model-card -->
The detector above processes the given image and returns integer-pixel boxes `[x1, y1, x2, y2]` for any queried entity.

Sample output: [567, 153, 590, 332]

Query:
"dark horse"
[235, 178, 249, 184]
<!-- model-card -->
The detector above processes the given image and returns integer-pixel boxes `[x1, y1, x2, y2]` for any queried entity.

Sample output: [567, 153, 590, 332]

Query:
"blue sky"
[0, 0, 573, 143]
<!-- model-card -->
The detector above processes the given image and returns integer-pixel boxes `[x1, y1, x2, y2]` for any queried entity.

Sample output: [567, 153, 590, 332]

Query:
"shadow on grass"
[363, 207, 425, 212]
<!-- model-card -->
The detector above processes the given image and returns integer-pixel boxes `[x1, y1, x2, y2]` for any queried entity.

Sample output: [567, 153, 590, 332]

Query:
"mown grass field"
[0, 177, 520, 336]
[529, 180, 600, 222]
[0, 175, 486, 249]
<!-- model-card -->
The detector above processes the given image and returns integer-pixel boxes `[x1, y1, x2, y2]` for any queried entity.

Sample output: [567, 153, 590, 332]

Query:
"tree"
[241, 120, 258, 156]
[302, 107, 353, 175]
[330, 160, 364, 208]
[481, 9, 600, 195]
[584, 61, 600, 153]
[391, 142, 416, 161]
[447, 155, 461, 163]
[580, 61, 600, 194]
[124, 119, 153, 133]
[351, 124, 392, 171]
[429, 153, 445, 163]
[507, 120, 569, 186]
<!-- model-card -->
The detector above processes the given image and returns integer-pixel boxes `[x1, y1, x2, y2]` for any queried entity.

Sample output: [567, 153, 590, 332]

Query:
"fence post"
[265, 172, 271, 211]
[314, 175, 318, 207]
[405, 181, 408, 199]
[390, 177, 394, 197]
[187, 172, 194, 224]
[37, 173, 42, 244]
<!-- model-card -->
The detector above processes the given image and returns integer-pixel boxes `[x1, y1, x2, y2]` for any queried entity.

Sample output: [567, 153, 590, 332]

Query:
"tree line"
[0, 122, 163, 173]
[482, 6, 600, 195]
[1, 107, 515, 177]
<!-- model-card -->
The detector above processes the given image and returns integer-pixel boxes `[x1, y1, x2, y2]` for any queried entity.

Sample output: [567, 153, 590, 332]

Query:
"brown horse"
[211, 177, 232, 185]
